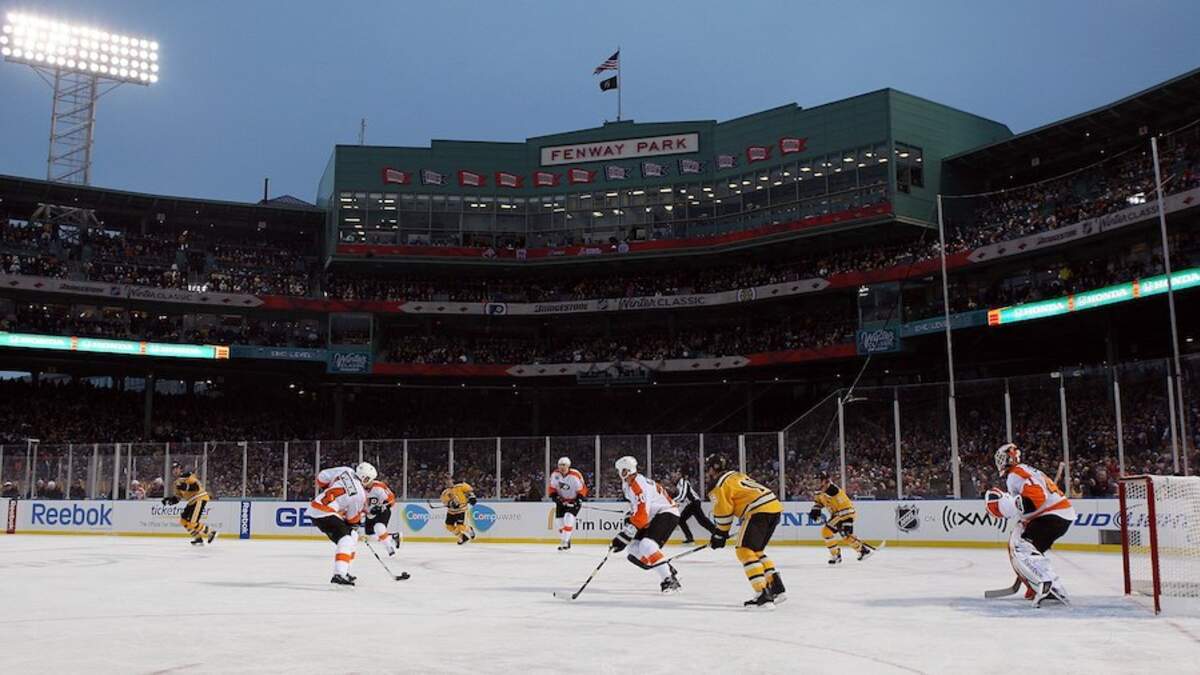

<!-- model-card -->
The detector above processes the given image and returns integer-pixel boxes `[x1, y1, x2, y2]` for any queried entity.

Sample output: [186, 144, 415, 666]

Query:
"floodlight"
[1, 12, 161, 185]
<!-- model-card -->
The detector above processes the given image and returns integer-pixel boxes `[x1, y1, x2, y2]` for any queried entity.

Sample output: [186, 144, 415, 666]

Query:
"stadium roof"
[945, 67, 1200, 172]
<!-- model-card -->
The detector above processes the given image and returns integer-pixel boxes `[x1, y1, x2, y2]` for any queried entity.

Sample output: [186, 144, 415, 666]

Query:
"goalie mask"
[993, 443, 1020, 475]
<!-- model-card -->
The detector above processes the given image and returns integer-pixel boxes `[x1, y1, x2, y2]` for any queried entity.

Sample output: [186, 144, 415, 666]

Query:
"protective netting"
[1120, 475, 1200, 614]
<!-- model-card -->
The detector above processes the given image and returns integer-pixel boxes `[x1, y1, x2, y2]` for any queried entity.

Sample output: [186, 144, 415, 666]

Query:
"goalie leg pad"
[1010, 534, 1058, 586]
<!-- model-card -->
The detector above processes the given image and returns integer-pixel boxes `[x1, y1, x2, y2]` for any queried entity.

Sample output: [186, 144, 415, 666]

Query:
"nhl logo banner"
[779, 137, 808, 155]
[605, 165, 628, 181]
[458, 170, 486, 187]
[421, 169, 445, 186]
[381, 167, 411, 185]
[567, 168, 595, 184]
[641, 161, 666, 178]
[534, 171, 560, 187]
[495, 172, 524, 188]
[746, 146, 771, 163]
[678, 158, 703, 175]
[716, 154, 737, 169]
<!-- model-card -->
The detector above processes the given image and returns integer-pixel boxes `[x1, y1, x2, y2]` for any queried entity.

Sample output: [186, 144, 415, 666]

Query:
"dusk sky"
[1, 1, 1196, 204]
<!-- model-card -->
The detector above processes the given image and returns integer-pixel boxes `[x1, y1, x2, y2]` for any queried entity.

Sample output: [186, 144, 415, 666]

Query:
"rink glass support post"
[358, 439, 364, 465]
[776, 431, 786, 500]
[26, 440, 36, 499]
[593, 435, 601, 499]
[202, 442, 209, 490]
[90, 443, 99, 499]
[494, 437, 501, 499]
[127, 443, 135, 498]
[314, 441, 321, 484]
[402, 439, 409, 500]
[737, 434, 746, 473]
[1166, 371, 1181, 473]
[0, 444, 4, 489]
[1004, 378, 1013, 443]
[239, 441, 248, 498]
[1113, 378, 1126, 476]
[698, 433, 705, 496]
[448, 438, 455, 478]
[893, 388, 903, 499]
[837, 394, 847, 488]
[163, 442, 170, 499]
[1058, 378, 1070, 493]
[282, 442, 289, 501]
[645, 434, 652, 479]
[66, 444, 73, 499]
[543, 437, 550, 497]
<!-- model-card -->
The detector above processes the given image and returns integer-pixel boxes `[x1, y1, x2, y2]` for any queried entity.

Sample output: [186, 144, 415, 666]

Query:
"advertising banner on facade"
[540, 133, 700, 166]
[230, 345, 328, 362]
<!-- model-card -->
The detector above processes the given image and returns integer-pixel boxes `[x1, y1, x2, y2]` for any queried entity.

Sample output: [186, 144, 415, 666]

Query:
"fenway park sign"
[540, 133, 699, 166]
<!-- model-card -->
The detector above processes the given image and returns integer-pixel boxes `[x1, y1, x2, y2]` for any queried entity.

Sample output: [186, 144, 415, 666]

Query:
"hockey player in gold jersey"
[705, 455, 785, 609]
[810, 472, 875, 564]
[161, 464, 217, 545]
[440, 476, 478, 545]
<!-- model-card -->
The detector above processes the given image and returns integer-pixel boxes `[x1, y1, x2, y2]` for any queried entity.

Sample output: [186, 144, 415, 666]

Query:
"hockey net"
[1119, 475, 1200, 614]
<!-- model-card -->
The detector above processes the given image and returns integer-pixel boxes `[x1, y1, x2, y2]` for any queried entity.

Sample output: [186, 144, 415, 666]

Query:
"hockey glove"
[808, 506, 822, 522]
[710, 531, 729, 549]
[611, 523, 636, 552]
[369, 503, 386, 517]
[468, 496, 477, 506]
[576, 494, 586, 503]
[161, 496, 180, 506]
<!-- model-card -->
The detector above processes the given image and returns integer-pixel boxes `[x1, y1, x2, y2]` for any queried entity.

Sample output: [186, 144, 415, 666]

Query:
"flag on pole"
[421, 169, 445, 186]
[593, 50, 620, 74]
[605, 165, 628, 180]
[641, 161, 666, 178]
[599, 75, 618, 92]
[381, 167, 411, 185]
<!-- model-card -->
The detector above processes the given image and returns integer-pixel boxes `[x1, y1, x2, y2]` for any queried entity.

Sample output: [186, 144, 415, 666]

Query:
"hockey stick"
[984, 576, 1022, 599]
[651, 543, 708, 568]
[582, 504, 629, 515]
[553, 547, 613, 600]
[425, 500, 448, 510]
[363, 539, 411, 581]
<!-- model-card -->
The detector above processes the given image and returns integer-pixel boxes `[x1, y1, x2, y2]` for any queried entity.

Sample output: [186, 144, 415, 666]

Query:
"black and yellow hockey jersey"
[173, 472, 209, 504]
[708, 471, 782, 534]
[440, 482, 475, 515]
[814, 482, 855, 521]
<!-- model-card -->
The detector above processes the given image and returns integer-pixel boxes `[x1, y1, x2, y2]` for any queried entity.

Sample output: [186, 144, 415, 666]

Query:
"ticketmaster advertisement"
[3, 498, 1124, 549]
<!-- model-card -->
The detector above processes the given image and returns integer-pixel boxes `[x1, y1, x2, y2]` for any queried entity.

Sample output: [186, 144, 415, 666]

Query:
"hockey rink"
[1, 536, 1197, 674]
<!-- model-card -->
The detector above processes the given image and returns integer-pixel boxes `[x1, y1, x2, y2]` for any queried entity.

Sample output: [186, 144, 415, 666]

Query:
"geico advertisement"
[9, 499, 236, 534]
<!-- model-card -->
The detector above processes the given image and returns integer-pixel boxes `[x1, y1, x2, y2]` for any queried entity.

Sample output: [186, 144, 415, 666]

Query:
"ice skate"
[660, 575, 682, 594]
[857, 544, 876, 561]
[768, 573, 787, 604]
[743, 589, 776, 609]
[330, 574, 355, 587]
[828, 552, 842, 565]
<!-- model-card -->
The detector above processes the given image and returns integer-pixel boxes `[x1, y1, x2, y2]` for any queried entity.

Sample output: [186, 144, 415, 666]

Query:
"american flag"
[421, 169, 445, 186]
[641, 161, 666, 178]
[678, 158, 703, 175]
[605, 165, 628, 180]
[716, 154, 737, 169]
[593, 50, 619, 75]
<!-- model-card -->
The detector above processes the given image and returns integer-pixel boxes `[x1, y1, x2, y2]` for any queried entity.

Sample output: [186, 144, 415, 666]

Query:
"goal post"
[1118, 475, 1200, 615]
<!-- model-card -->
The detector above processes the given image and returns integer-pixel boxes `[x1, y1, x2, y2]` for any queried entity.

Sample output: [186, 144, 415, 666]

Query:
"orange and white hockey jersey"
[621, 473, 679, 530]
[365, 480, 396, 512]
[310, 467, 367, 525]
[1002, 463, 1075, 523]
[548, 468, 589, 502]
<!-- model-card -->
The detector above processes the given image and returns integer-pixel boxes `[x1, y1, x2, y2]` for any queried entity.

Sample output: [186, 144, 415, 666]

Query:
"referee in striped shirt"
[673, 472, 716, 543]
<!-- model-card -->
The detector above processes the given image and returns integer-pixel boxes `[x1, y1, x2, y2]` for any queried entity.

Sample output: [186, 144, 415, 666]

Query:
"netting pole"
[593, 435, 601, 499]
[1114, 378, 1126, 476]
[402, 440, 408, 500]
[1151, 136, 1191, 477]
[26, 440, 35, 499]
[357, 439, 363, 465]
[112, 443, 120, 501]
[1058, 377, 1071, 495]
[1004, 378, 1013, 443]
[494, 437, 501, 499]
[776, 431, 786, 500]
[937, 194, 962, 499]
[543, 437, 550, 498]
[837, 394, 847, 488]
[66, 444, 73, 499]
[89, 443, 98, 498]
[240, 441, 248, 499]
[893, 387, 902, 499]
[698, 433, 706, 496]
[645, 434, 652, 479]
[737, 434, 746, 474]
[1166, 373, 1181, 473]
[282, 442, 289, 501]
[163, 442, 170, 500]
[0, 445, 4, 489]
[448, 438, 455, 478]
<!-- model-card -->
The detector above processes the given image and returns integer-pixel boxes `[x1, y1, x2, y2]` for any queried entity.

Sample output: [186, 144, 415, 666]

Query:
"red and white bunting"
[779, 137, 808, 155]
[567, 168, 595, 184]
[458, 170, 486, 187]
[381, 167, 411, 185]
[495, 172, 524, 188]
[746, 145, 771, 163]
[534, 171, 560, 187]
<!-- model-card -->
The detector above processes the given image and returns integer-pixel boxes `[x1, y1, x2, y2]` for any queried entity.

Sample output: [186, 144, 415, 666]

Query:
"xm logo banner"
[941, 506, 1007, 533]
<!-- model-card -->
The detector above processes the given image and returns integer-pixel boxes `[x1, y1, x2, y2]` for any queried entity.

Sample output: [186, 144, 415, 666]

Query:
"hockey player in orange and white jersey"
[610, 456, 682, 594]
[357, 462, 400, 557]
[985, 443, 1074, 607]
[548, 456, 589, 551]
[310, 465, 368, 586]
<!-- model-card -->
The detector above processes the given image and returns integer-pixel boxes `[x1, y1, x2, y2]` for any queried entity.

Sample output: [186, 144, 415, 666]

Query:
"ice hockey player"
[810, 472, 876, 564]
[673, 470, 716, 544]
[357, 462, 399, 556]
[161, 463, 217, 546]
[986, 443, 1073, 607]
[705, 454, 785, 608]
[610, 456, 682, 594]
[548, 456, 588, 550]
[310, 465, 368, 586]
[440, 476, 477, 545]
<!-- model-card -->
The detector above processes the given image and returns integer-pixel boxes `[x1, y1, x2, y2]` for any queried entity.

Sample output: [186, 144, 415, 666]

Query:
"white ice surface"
[1, 536, 1198, 674]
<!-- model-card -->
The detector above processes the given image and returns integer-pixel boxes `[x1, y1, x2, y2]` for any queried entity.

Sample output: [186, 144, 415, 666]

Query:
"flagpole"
[616, 46, 622, 121]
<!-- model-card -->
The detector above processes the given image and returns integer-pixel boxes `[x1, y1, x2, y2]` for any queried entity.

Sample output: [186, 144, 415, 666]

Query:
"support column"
[1004, 379, 1013, 443]
[143, 373, 155, 439]
[893, 387, 903, 499]
[837, 395, 847, 487]
[495, 437, 502, 499]
[1059, 378, 1071, 494]
[776, 431, 786, 500]
[1114, 379, 1126, 476]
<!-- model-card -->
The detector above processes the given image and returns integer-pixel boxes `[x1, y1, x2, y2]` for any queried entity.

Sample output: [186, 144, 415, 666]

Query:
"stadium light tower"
[1, 11, 160, 185]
